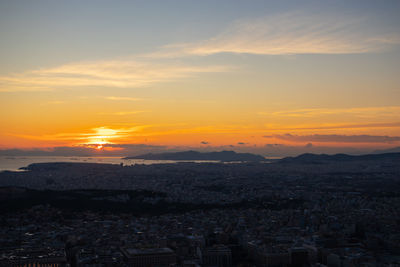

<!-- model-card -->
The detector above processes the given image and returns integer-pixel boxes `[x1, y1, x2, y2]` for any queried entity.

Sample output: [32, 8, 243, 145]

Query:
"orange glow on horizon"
[1, 122, 400, 150]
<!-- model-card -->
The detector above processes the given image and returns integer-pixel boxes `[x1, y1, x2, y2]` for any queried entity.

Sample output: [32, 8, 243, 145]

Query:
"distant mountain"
[124, 150, 266, 162]
[373, 146, 400, 154]
[279, 152, 400, 163]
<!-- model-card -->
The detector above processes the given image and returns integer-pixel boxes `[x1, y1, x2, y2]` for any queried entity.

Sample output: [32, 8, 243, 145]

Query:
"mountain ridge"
[124, 150, 266, 162]
[279, 152, 400, 163]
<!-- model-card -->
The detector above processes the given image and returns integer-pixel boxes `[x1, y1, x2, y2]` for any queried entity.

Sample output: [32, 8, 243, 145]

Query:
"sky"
[1, 0, 400, 156]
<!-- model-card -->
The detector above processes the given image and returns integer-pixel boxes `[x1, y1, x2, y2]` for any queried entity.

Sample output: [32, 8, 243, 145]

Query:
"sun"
[83, 127, 120, 147]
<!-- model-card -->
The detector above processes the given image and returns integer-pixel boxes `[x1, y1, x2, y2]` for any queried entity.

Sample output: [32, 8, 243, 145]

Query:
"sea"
[0, 156, 220, 172]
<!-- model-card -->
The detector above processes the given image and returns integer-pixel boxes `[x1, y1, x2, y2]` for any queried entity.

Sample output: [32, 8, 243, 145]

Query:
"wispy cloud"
[259, 106, 400, 119]
[103, 96, 143, 101]
[45, 100, 65, 105]
[81, 126, 148, 144]
[2, 11, 397, 92]
[98, 110, 147, 116]
[286, 122, 400, 130]
[0, 60, 233, 92]
[156, 11, 400, 57]
[265, 122, 400, 132]
[9, 125, 149, 144]
[267, 134, 400, 144]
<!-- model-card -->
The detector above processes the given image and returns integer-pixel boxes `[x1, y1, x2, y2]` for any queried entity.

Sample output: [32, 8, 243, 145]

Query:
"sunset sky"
[1, 0, 400, 156]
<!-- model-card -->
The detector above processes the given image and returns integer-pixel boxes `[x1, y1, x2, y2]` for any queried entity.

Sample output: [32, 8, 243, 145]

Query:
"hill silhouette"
[124, 150, 266, 162]
[279, 152, 400, 163]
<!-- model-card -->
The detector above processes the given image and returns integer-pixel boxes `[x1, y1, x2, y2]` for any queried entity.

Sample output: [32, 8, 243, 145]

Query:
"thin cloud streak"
[144, 11, 400, 58]
[103, 96, 143, 101]
[182, 11, 400, 56]
[260, 122, 400, 133]
[260, 106, 400, 118]
[2, 11, 398, 92]
[41, 101, 65, 105]
[267, 134, 400, 144]
[0, 60, 233, 92]
[97, 111, 147, 116]
[9, 125, 150, 144]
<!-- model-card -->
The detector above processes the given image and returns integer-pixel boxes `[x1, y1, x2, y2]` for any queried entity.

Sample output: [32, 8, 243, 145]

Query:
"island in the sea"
[123, 150, 266, 162]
